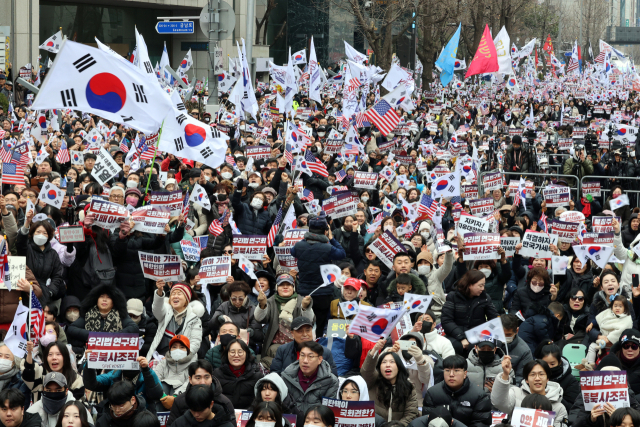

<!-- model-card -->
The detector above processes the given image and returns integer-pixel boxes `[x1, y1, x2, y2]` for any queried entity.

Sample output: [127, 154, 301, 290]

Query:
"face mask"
[418, 265, 431, 275]
[251, 198, 264, 209]
[255, 423, 276, 427]
[126, 197, 138, 206]
[204, 175, 211, 182]
[126, 180, 138, 189]
[531, 284, 544, 293]
[248, 182, 259, 189]
[66, 311, 79, 323]
[42, 391, 67, 415]
[478, 350, 495, 365]
[81, 183, 88, 192]
[549, 364, 563, 378]
[505, 335, 515, 344]
[221, 172, 233, 180]
[0, 359, 13, 373]
[33, 235, 48, 246]
[421, 232, 430, 240]
[40, 333, 56, 347]
[479, 268, 491, 278]
[219, 334, 236, 348]
[316, 147, 323, 154]
[170, 349, 188, 361]
[318, 132, 326, 137]
[361, 196, 369, 203]
[421, 321, 433, 334]
[253, 287, 270, 297]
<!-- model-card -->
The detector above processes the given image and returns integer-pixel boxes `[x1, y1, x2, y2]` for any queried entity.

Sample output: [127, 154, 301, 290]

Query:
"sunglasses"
[623, 343, 639, 350]
[570, 295, 585, 302]
[222, 250, 233, 254]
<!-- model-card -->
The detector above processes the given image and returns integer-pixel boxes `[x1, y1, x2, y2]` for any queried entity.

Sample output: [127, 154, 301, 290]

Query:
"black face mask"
[421, 321, 433, 334]
[549, 364, 563, 379]
[42, 391, 67, 415]
[219, 334, 236, 348]
[478, 350, 495, 365]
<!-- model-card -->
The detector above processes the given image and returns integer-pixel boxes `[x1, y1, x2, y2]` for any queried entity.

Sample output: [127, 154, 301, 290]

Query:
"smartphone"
[66, 181, 75, 197]
[633, 274, 639, 288]
[398, 341, 416, 350]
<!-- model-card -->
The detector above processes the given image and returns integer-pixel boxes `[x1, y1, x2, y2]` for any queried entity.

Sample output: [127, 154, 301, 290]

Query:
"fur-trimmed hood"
[80, 284, 129, 319]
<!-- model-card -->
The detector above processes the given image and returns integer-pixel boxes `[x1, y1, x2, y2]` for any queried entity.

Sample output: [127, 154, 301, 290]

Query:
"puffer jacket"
[152, 351, 192, 395]
[231, 189, 272, 235]
[550, 358, 581, 414]
[441, 290, 499, 342]
[588, 287, 637, 341]
[467, 347, 511, 392]
[385, 273, 427, 303]
[209, 299, 264, 351]
[519, 304, 562, 353]
[509, 283, 552, 316]
[491, 375, 568, 427]
[422, 377, 491, 427]
[204, 344, 256, 370]
[16, 230, 65, 305]
[213, 361, 264, 409]
[502, 334, 534, 386]
[360, 351, 421, 425]
[271, 340, 338, 375]
[557, 265, 594, 304]
[281, 360, 340, 415]
[332, 227, 365, 265]
[145, 292, 203, 363]
[167, 379, 235, 426]
[569, 385, 640, 426]
[82, 366, 163, 410]
[67, 309, 139, 352]
[455, 257, 511, 313]
[596, 308, 633, 343]
[614, 232, 640, 295]
[421, 251, 453, 322]
[291, 232, 347, 296]
[421, 329, 456, 359]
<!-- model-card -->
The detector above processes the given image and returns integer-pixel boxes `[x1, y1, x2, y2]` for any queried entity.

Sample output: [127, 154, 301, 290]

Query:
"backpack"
[82, 244, 116, 287]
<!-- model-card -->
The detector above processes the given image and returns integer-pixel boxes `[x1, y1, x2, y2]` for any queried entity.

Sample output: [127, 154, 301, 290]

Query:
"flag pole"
[143, 120, 164, 204]
[27, 288, 31, 342]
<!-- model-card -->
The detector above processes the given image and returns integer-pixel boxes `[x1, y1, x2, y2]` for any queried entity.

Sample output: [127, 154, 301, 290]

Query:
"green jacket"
[562, 157, 594, 187]
[205, 344, 256, 370]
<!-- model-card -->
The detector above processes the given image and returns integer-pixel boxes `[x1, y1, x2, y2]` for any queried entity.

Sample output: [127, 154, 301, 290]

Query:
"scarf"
[173, 307, 188, 326]
[85, 306, 122, 332]
[581, 198, 591, 217]
[0, 365, 18, 391]
[274, 293, 297, 311]
[229, 364, 246, 378]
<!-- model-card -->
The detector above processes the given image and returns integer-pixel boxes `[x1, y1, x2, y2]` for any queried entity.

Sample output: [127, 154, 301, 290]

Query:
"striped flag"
[417, 194, 439, 219]
[302, 150, 329, 177]
[540, 212, 548, 232]
[451, 196, 464, 210]
[208, 219, 224, 236]
[298, 188, 315, 202]
[1, 163, 24, 185]
[364, 100, 401, 136]
[30, 290, 45, 345]
[55, 140, 71, 164]
[119, 138, 130, 153]
[266, 207, 283, 247]
[490, 115, 497, 127]
[181, 190, 190, 220]
[0, 239, 9, 291]
[284, 143, 293, 165]
[335, 169, 347, 182]
[0, 142, 12, 164]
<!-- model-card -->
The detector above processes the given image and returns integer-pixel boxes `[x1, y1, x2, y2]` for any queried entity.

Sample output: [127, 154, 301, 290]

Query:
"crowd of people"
[0, 41, 640, 427]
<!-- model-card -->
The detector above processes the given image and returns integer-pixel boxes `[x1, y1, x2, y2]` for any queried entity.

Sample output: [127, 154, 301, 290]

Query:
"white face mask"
[221, 172, 233, 180]
[204, 175, 211, 182]
[361, 196, 369, 203]
[170, 349, 188, 361]
[0, 359, 12, 373]
[479, 268, 491, 278]
[255, 423, 276, 427]
[251, 198, 264, 209]
[505, 336, 515, 344]
[248, 182, 259, 188]
[126, 180, 138, 189]
[418, 265, 431, 275]
[33, 235, 48, 246]
[531, 284, 544, 293]
[421, 232, 430, 240]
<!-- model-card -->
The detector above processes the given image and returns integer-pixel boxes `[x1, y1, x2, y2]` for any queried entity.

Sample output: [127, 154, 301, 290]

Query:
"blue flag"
[435, 24, 461, 87]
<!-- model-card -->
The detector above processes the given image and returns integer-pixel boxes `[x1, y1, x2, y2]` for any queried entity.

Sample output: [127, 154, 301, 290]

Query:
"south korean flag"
[39, 31, 62, 53]
[38, 181, 65, 209]
[403, 293, 433, 314]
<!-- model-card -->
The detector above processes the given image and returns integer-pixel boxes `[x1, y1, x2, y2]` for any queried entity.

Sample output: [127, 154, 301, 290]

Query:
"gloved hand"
[160, 395, 175, 410]
[236, 179, 244, 191]
[218, 315, 226, 324]
[407, 342, 425, 364]
[247, 327, 254, 337]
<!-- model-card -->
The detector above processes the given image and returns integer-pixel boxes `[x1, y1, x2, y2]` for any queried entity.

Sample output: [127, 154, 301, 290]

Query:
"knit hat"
[417, 250, 434, 266]
[595, 354, 623, 371]
[169, 334, 191, 354]
[125, 188, 142, 198]
[170, 283, 193, 303]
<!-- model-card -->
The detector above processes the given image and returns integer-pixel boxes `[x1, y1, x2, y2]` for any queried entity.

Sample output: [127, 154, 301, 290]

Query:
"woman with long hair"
[212, 339, 263, 409]
[244, 402, 284, 427]
[54, 401, 93, 427]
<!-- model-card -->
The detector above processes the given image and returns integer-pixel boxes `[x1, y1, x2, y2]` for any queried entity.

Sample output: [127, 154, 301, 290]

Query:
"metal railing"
[580, 175, 640, 209]
[478, 171, 581, 201]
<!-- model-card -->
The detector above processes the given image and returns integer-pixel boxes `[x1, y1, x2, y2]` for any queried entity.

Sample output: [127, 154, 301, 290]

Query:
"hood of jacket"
[519, 379, 563, 403]
[60, 296, 81, 314]
[400, 332, 425, 349]
[387, 273, 426, 295]
[468, 346, 506, 368]
[337, 375, 370, 401]
[188, 299, 205, 318]
[254, 372, 289, 399]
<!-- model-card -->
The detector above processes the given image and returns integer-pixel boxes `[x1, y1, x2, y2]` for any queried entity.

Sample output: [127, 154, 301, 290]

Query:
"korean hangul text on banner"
[483, 172, 504, 192]
[592, 216, 621, 233]
[457, 212, 491, 236]
[180, 240, 202, 262]
[91, 147, 122, 186]
[245, 146, 272, 160]
[463, 233, 501, 261]
[469, 198, 494, 217]
[520, 231, 557, 259]
[580, 371, 630, 410]
[352, 171, 378, 189]
[510, 407, 556, 427]
[232, 235, 267, 261]
[543, 186, 571, 207]
[548, 219, 580, 243]
[131, 206, 171, 234]
[321, 397, 376, 427]
[582, 233, 614, 245]
[148, 190, 184, 216]
[322, 191, 359, 219]
[138, 252, 183, 282]
[199, 256, 232, 285]
[87, 332, 139, 370]
[461, 184, 478, 199]
[369, 231, 406, 269]
[501, 236, 520, 257]
[89, 199, 129, 230]
[582, 182, 601, 197]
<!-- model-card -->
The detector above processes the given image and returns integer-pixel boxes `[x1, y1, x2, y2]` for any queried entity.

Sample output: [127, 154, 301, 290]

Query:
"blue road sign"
[156, 21, 194, 34]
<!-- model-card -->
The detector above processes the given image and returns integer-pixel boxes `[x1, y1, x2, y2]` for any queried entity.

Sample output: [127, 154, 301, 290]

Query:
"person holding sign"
[231, 180, 273, 236]
[360, 339, 420, 425]
[491, 358, 568, 427]
[613, 218, 640, 297]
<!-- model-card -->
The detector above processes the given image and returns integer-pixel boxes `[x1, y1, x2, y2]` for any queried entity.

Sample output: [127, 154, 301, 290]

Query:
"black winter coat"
[422, 378, 492, 427]
[171, 404, 235, 427]
[441, 290, 499, 342]
[551, 358, 581, 414]
[96, 395, 147, 427]
[569, 385, 640, 426]
[231, 190, 272, 235]
[167, 379, 235, 427]
[16, 232, 64, 304]
[518, 304, 562, 354]
[612, 342, 640, 396]
[301, 170, 330, 202]
[212, 362, 264, 410]
[291, 233, 346, 296]
[557, 267, 594, 304]
[0, 412, 41, 427]
[455, 259, 511, 313]
[67, 311, 139, 353]
[137, 311, 158, 356]
[509, 284, 552, 316]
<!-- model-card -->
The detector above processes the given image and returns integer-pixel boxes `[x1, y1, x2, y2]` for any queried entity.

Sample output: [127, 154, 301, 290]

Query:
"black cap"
[620, 329, 640, 347]
[512, 135, 522, 145]
[291, 317, 313, 330]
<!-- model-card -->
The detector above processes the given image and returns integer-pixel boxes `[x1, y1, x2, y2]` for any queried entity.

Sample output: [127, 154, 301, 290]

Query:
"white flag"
[38, 181, 65, 209]
[320, 264, 343, 286]
[348, 305, 406, 343]
[403, 293, 433, 314]
[518, 39, 537, 58]
[236, 255, 257, 280]
[190, 183, 211, 210]
[160, 42, 173, 85]
[91, 147, 122, 186]
[281, 204, 297, 235]
[32, 40, 173, 134]
[39, 31, 62, 53]
[344, 41, 367, 64]
[465, 318, 507, 345]
[573, 245, 614, 270]
[290, 49, 307, 65]
[493, 26, 513, 75]
[237, 39, 258, 116]
[4, 301, 29, 358]
[134, 27, 157, 83]
[308, 37, 321, 104]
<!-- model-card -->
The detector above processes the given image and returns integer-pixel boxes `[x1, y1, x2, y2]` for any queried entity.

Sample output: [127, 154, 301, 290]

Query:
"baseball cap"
[43, 372, 67, 388]
[127, 299, 143, 317]
[343, 278, 362, 291]
[476, 339, 496, 349]
[291, 317, 313, 330]
[276, 273, 294, 287]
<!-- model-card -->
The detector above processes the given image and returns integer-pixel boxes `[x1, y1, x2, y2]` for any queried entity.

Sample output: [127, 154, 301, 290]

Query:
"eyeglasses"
[528, 372, 547, 379]
[570, 295, 585, 302]
[299, 354, 319, 361]
[623, 343, 639, 350]
[228, 350, 245, 356]
[365, 249, 373, 254]
[231, 296, 245, 302]
[530, 280, 545, 287]
[110, 195, 124, 200]
[341, 389, 360, 396]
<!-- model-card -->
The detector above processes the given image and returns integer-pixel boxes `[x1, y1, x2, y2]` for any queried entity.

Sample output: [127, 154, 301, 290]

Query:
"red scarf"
[229, 364, 246, 378]
[581, 198, 591, 217]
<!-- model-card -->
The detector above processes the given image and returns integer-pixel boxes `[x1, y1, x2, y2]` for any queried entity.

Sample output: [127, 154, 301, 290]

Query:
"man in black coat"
[96, 382, 147, 427]
[126, 299, 157, 357]
[171, 385, 235, 427]
[422, 355, 491, 427]
[504, 136, 530, 176]
[167, 360, 234, 427]
[0, 389, 41, 427]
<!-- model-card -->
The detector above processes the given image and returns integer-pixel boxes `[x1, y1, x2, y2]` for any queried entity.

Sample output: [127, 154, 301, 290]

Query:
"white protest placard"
[91, 147, 121, 186]
[543, 186, 571, 207]
[548, 219, 580, 243]
[87, 333, 139, 370]
[0, 257, 26, 290]
[180, 240, 202, 262]
[368, 231, 406, 269]
[580, 370, 630, 410]
[520, 231, 557, 259]
[510, 407, 556, 427]
[462, 232, 501, 261]
[138, 252, 184, 282]
[352, 171, 378, 189]
[469, 198, 494, 217]
[199, 256, 232, 285]
[501, 236, 520, 257]
[457, 212, 490, 236]
[483, 172, 504, 192]
[88, 199, 129, 230]
[57, 226, 85, 243]
[131, 206, 171, 234]
[582, 182, 601, 197]
[232, 235, 267, 261]
[321, 397, 375, 427]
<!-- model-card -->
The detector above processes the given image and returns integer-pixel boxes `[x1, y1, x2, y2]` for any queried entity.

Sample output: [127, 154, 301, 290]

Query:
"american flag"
[0, 130, 6, 141]
[299, 188, 315, 202]
[513, 185, 522, 207]
[335, 169, 347, 182]
[137, 138, 156, 160]
[540, 212, 548, 232]
[208, 219, 224, 236]
[0, 142, 12, 164]
[181, 190, 190, 219]
[364, 100, 401, 136]
[1, 163, 24, 185]
[0, 239, 8, 291]
[451, 196, 463, 210]
[595, 50, 605, 64]
[30, 291, 45, 344]
[119, 138, 130, 153]
[342, 144, 360, 156]
[417, 194, 444, 219]
[55, 140, 70, 164]
[266, 207, 283, 247]
[404, 221, 421, 239]
[284, 143, 293, 165]
[490, 115, 497, 127]
[225, 155, 236, 166]
[303, 150, 329, 177]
